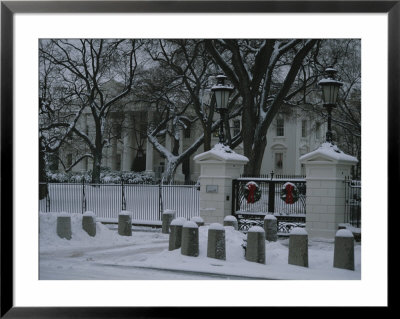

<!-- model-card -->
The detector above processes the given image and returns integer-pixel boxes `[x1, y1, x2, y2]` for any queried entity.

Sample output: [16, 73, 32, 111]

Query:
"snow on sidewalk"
[39, 212, 361, 280]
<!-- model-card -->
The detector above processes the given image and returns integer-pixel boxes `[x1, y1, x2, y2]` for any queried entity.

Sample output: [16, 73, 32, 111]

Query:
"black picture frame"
[1, 1, 395, 317]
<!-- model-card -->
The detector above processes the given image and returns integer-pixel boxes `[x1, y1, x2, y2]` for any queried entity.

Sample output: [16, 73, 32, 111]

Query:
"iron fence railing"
[232, 175, 307, 216]
[232, 174, 306, 232]
[344, 178, 361, 228]
[39, 181, 200, 221]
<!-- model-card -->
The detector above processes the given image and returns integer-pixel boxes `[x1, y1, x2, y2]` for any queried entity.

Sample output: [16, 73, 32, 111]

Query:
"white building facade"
[56, 105, 327, 182]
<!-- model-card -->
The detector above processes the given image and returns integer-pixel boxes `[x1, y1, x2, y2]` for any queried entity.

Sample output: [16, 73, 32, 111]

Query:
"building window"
[140, 122, 147, 140]
[315, 122, 321, 139]
[232, 120, 240, 136]
[301, 120, 307, 138]
[275, 153, 283, 170]
[184, 124, 191, 138]
[276, 118, 284, 136]
[115, 154, 121, 171]
[115, 124, 122, 139]
[66, 153, 72, 167]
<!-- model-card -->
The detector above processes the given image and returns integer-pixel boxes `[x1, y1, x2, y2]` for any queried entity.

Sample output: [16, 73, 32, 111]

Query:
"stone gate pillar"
[194, 143, 248, 224]
[299, 142, 358, 239]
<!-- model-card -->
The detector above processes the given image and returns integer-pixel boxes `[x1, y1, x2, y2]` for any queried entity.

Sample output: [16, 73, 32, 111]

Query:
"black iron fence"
[232, 174, 306, 232]
[39, 181, 200, 221]
[344, 178, 361, 228]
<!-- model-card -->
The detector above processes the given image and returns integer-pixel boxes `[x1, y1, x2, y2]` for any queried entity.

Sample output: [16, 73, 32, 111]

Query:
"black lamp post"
[318, 67, 343, 143]
[211, 74, 234, 145]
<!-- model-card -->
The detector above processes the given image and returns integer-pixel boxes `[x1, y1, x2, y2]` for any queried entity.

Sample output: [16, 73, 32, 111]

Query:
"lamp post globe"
[318, 67, 343, 144]
[211, 74, 233, 145]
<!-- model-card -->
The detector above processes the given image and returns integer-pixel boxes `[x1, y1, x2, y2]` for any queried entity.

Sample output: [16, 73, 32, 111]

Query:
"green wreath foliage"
[280, 182, 299, 204]
[243, 182, 262, 203]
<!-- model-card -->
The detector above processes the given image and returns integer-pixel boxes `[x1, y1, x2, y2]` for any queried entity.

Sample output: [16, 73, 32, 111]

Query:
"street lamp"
[318, 67, 343, 143]
[211, 74, 234, 145]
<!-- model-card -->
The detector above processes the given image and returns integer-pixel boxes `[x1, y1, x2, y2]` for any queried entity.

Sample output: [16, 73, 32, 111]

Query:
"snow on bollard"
[207, 223, 226, 260]
[245, 226, 266, 264]
[333, 229, 355, 271]
[56, 212, 72, 240]
[223, 215, 238, 230]
[288, 227, 308, 267]
[162, 209, 176, 234]
[169, 217, 186, 251]
[181, 221, 199, 257]
[82, 211, 96, 237]
[118, 211, 132, 236]
[190, 216, 204, 227]
[263, 214, 278, 242]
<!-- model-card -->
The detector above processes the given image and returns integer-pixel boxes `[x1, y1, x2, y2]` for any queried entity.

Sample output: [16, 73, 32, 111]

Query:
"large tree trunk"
[39, 137, 48, 200]
[162, 160, 179, 184]
[91, 152, 102, 184]
[91, 125, 103, 184]
[243, 135, 268, 176]
[203, 129, 212, 152]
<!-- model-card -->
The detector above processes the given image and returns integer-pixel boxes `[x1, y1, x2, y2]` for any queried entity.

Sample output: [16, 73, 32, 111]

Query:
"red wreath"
[280, 183, 299, 204]
[243, 182, 262, 203]
[285, 184, 294, 204]
[247, 183, 257, 203]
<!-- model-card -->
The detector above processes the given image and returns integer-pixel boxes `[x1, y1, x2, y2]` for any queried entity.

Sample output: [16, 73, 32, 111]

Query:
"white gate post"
[194, 143, 248, 225]
[299, 143, 358, 239]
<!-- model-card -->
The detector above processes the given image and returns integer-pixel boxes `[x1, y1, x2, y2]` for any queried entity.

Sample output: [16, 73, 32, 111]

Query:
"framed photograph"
[1, 0, 395, 316]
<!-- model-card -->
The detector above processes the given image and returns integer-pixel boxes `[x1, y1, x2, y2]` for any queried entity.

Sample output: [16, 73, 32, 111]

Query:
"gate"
[232, 174, 306, 233]
[344, 178, 361, 228]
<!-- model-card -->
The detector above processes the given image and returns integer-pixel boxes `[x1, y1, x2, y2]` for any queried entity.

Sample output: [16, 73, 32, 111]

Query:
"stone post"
[288, 227, 308, 267]
[245, 226, 266, 264]
[207, 223, 226, 260]
[57, 213, 72, 240]
[118, 211, 132, 236]
[162, 209, 176, 234]
[223, 215, 238, 230]
[299, 142, 358, 239]
[263, 215, 278, 242]
[194, 143, 248, 225]
[333, 229, 355, 270]
[82, 211, 96, 237]
[181, 221, 199, 257]
[169, 217, 186, 251]
[190, 216, 204, 227]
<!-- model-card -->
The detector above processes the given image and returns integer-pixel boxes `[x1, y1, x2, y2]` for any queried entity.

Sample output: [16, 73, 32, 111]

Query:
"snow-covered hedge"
[46, 168, 154, 184]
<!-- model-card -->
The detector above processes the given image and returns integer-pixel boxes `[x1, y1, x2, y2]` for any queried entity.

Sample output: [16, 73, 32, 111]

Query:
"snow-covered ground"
[40, 212, 361, 280]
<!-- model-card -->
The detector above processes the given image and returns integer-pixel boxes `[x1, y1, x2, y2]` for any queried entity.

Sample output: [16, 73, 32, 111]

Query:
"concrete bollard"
[263, 214, 278, 242]
[245, 226, 266, 264]
[82, 211, 96, 237]
[169, 217, 186, 251]
[223, 215, 238, 230]
[162, 209, 176, 234]
[57, 213, 72, 240]
[181, 221, 199, 257]
[207, 223, 226, 260]
[118, 211, 132, 236]
[333, 229, 355, 270]
[190, 216, 204, 227]
[288, 227, 308, 267]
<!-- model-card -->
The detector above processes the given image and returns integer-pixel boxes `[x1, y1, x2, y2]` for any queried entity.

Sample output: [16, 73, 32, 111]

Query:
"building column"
[145, 111, 154, 177]
[122, 113, 134, 171]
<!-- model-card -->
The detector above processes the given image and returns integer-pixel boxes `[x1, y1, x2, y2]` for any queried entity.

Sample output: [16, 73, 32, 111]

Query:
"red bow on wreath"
[247, 183, 257, 203]
[285, 184, 294, 204]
